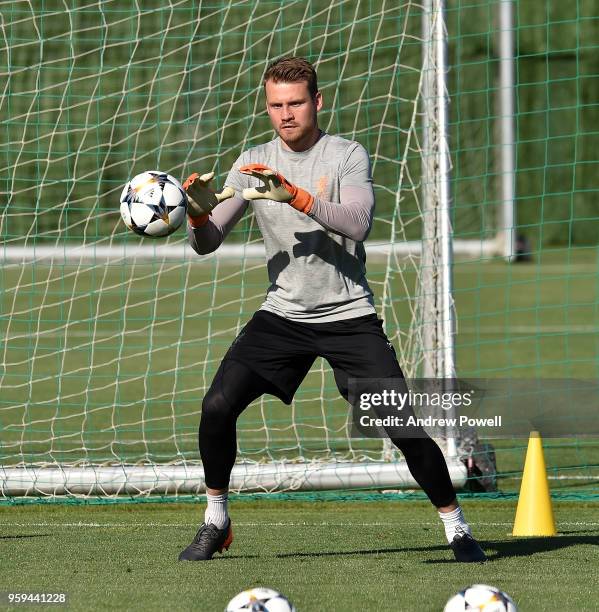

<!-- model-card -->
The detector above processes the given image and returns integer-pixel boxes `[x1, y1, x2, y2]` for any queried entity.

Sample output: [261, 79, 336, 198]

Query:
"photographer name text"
[358, 414, 502, 428]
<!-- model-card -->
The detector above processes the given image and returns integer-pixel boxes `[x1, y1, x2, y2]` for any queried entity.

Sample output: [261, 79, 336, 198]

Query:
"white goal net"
[0, 1, 502, 497]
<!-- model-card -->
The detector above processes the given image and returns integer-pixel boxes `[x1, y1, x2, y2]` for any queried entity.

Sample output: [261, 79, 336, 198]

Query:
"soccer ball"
[225, 587, 295, 612]
[120, 171, 187, 238]
[444, 584, 517, 611]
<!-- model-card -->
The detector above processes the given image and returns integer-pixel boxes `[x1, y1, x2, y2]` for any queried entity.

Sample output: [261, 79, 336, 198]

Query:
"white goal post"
[0, 240, 497, 263]
[0, 461, 467, 497]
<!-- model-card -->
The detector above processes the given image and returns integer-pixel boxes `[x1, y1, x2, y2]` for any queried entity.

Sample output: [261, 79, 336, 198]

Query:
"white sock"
[204, 492, 229, 530]
[439, 506, 471, 543]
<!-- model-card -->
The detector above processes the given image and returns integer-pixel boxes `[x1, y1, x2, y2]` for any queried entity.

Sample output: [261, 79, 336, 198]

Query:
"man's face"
[265, 79, 323, 150]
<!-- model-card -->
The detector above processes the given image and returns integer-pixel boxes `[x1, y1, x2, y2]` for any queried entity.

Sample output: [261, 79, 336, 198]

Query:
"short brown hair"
[263, 57, 318, 98]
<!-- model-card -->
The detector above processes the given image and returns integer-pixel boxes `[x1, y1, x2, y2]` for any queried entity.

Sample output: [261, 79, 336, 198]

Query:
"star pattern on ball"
[120, 171, 188, 238]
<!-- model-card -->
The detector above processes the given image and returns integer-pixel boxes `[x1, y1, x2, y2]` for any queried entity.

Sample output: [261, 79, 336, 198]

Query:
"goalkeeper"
[179, 56, 486, 564]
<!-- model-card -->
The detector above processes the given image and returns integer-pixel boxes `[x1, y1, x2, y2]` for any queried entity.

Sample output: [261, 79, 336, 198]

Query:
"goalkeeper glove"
[239, 163, 314, 213]
[183, 172, 235, 227]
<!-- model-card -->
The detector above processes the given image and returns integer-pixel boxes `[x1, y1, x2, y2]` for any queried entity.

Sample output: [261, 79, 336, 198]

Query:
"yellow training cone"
[512, 431, 557, 536]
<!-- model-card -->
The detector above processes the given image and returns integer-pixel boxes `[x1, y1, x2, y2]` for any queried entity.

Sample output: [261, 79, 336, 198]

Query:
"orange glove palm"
[239, 163, 314, 214]
[183, 171, 235, 227]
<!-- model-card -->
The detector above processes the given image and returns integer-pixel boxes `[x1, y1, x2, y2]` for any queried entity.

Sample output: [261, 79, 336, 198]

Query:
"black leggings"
[199, 359, 457, 508]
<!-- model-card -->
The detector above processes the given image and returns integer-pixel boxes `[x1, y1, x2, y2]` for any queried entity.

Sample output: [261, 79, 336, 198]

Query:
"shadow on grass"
[424, 531, 599, 563]
[486, 533, 599, 559]
[213, 549, 409, 561]
[274, 548, 409, 559]
[212, 530, 599, 562]
[0, 534, 52, 540]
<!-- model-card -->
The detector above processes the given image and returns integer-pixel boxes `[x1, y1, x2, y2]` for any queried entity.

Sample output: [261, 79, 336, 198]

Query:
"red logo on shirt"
[316, 175, 328, 198]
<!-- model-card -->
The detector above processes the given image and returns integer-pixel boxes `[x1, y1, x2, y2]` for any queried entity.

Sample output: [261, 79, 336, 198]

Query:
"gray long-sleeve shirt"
[187, 132, 376, 322]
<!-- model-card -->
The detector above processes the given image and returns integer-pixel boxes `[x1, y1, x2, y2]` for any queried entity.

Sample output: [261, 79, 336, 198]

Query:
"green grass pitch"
[1, 499, 598, 611]
[2, 248, 599, 610]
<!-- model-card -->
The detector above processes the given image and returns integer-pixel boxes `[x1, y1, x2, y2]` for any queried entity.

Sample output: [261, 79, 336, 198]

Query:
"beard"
[276, 125, 318, 148]
[276, 112, 318, 147]
[276, 125, 304, 144]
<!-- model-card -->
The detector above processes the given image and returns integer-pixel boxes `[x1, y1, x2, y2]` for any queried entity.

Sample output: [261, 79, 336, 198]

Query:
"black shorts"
[223, 310, 403, 404]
